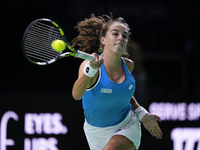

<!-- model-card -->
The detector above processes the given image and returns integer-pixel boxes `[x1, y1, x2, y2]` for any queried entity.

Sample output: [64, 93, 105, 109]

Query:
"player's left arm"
[123, 58, 163, 139]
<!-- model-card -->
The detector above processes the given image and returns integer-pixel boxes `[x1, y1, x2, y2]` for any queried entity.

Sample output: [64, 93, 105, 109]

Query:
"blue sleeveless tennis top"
[82, 58, 136, 127]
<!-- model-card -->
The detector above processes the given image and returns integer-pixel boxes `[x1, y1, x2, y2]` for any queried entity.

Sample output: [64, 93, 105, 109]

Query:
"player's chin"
[113, 51, 125, 57]
[115, 47, 126, 54]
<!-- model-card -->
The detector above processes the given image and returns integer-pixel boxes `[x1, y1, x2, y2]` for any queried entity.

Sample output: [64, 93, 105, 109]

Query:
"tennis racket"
[22, 18, 95, 65]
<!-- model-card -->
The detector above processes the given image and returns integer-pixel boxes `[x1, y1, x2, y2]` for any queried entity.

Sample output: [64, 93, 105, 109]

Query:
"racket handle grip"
[76, 50, 95, 61]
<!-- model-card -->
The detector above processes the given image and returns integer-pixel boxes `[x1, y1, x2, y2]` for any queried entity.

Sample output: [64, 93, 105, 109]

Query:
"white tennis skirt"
[83, 110, 141, 150]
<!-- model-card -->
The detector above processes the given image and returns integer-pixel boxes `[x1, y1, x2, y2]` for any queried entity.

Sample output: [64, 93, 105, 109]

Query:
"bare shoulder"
[122, 57, 134, 73]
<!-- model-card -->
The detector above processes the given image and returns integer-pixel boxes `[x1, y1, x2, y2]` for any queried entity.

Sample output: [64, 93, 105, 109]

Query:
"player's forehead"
[108, 22, 128, 34]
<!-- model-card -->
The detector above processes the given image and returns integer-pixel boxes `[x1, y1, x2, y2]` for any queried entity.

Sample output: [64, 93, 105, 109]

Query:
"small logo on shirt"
[101, 88, 112, 93]
[128, 85, 133, 90]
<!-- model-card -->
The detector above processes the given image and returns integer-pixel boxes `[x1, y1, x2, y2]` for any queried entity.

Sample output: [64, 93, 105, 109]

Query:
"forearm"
[72, 53, 103, 100]
[130, 96, 149, 121]
[130, 96, 140, 111]
[72, 73, 92, 100]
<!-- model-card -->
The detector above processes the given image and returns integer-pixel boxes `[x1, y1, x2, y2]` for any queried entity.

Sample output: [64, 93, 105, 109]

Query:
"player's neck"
[102, 52, 123, 75]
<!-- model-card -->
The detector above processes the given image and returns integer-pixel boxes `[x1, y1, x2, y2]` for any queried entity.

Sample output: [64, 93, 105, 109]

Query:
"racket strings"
[24, 21, 63, 63]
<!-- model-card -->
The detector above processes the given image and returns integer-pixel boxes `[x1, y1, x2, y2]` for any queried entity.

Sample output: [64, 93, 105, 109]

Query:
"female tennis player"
[72, 14, 163, 150]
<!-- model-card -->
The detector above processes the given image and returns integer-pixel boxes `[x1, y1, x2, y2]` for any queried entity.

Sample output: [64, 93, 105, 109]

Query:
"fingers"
[89, 53, 103, 69]
[93, 53, 100, 61]
[149, 125, 163, 139]
[91, 53, 103, 62]
[146, 115, 163, 139]
[154, 126, 163, 139]
[155, 115, 162, 122]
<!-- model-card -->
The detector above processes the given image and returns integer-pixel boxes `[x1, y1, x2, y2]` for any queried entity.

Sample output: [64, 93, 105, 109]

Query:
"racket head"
[22, 18, 76, 65]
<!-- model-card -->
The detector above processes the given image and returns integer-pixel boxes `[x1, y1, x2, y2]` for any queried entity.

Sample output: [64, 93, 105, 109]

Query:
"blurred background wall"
[0, 0, 199, 149]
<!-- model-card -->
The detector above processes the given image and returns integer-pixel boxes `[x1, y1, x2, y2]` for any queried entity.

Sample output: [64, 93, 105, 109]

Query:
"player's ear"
[100, 36, 105, 45]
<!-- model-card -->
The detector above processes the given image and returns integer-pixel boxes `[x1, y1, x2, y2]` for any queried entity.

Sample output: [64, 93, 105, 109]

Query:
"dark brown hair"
[72, 14, 131, 56]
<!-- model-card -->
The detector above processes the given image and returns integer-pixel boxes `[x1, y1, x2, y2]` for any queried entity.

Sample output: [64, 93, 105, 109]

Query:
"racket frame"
[22, 18, 94, 65]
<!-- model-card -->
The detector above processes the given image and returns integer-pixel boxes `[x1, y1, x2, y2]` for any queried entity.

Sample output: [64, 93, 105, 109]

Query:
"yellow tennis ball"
[51, 40, 66, 52]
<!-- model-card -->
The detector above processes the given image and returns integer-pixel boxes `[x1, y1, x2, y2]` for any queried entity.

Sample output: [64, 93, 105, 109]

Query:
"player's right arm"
[72, 53, 103, 100]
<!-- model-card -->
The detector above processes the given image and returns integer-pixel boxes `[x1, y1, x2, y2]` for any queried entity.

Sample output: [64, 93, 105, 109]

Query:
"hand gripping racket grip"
[76, 50, 95, 61]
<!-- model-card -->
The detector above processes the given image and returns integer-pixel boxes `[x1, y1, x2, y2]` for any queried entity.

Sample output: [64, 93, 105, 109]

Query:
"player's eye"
[112, 32, 119, 36]
[123, 34, 128, 39]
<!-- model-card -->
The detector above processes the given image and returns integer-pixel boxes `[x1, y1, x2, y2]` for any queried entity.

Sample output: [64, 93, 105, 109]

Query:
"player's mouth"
[115, 43, 123, 47]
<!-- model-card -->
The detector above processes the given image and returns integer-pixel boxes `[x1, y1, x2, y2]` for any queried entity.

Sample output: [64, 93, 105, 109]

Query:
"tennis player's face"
[101, 22, 129, 54]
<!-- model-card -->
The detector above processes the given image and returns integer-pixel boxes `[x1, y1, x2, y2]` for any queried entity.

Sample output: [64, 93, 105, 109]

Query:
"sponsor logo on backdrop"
[171, 128, 200, 150]
[149, 102, 200, 121]
[0, 111, 67, 150]
[149, 102, 200, 150]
